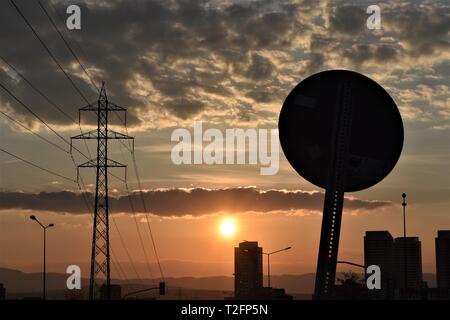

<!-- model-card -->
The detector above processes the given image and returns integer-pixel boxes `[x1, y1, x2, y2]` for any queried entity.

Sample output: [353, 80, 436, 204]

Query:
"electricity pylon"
[71, 82, 134, 299]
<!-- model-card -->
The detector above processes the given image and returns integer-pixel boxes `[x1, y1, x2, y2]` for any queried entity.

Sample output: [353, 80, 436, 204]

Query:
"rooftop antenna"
[278, 70, 404, 299]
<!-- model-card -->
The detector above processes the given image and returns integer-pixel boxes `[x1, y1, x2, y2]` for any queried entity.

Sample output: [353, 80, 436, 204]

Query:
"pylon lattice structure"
[71, 82, 134, 299]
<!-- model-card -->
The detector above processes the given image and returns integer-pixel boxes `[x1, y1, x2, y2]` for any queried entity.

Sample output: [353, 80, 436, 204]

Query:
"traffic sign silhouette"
[278, 70, 404, 299]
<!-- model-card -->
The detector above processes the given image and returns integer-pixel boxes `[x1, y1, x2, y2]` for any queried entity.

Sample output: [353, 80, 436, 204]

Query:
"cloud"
[383, 2, 450, 57]
[0, 0, 302, 128]
[164, 97, 206, 120]
[323, 2, 450, 67]
[328, 5, 367, 36]
[341, 44, 399, 66]
[244, 53, 275, 81]
[0, 0, 448, 132]
[0, 187, 392, 217]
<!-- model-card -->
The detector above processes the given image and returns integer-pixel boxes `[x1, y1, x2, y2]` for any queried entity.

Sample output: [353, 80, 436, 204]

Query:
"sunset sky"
[0, 0, 449, 281]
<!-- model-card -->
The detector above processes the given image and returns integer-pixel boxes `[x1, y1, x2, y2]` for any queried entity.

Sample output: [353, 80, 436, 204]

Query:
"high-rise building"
[232, 241, 292, 300]
[393, 237, 423, 290]
[364, 231, 395, 298]
[234, 241, 263, 298]
[100, 284, 122, 300]
[0, 283, 5, 300]
[436, 230, 450, 289]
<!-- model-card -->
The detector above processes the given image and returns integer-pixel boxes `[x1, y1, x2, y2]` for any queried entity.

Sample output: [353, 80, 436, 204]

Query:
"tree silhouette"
[335, 271, 366, 300]
[337, 271, 363, 286]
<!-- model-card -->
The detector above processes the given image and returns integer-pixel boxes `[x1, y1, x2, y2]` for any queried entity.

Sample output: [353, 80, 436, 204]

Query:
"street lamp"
[336, 261, 364, 269]
[402, 193, 407, 296]
[30, 215, 54, 300]
[263, 247, 292, 288]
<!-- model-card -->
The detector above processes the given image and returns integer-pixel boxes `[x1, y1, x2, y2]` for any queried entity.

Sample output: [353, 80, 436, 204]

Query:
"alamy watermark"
[65, 4, 380, 31]
[366, 5, 381, 30]
[171, 121, 279, 175]
[66, 5, 81, 30]
[366, 265, 381, 290]
[63, 263, 381, 290]
[66, 264, 81, 290]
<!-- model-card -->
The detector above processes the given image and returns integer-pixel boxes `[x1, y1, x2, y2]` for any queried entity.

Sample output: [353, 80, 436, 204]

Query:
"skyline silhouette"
[0, 0, 449, 301]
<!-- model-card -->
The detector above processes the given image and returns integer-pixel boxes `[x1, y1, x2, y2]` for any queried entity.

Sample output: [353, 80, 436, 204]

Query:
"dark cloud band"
[0, 187, 392, 216]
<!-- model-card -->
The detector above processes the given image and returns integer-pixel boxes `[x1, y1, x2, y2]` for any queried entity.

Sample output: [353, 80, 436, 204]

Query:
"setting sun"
[219, 219, 237, 238]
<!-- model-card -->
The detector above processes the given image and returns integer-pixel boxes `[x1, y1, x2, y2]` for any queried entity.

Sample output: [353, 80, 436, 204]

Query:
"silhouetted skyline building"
[363, 232, 429, 299]
[233, 241, 292, 300]
[436, 230, 450, 289]
[364, 231, 394, 299]
[100, 284, 121, 300]
[0, 283, 5, 300]
[394, 237, 423, 290]
[234, 241, 263, 298]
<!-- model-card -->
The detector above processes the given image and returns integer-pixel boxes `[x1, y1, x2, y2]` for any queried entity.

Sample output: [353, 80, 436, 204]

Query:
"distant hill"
[0, 267, 315, 296]
[0, 267, 436, 299]
[162, 273, 317, 294]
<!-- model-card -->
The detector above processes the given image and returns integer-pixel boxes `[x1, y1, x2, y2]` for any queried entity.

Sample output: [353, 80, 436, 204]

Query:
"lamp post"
[264, 247, 292, 288]
[30, 215, 54, 300]
[336, 261, 364, 269]
[402, 193, 407, 297]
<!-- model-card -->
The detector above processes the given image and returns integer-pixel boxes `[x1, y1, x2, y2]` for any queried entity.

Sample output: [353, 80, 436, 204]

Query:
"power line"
[0, 78, 149, 297]
[0, 55, 93, 158]
[0, 83, 136, 199]
[75, 169, 136, 293]
[114, 110, 134, 152]
[106, 166, 156, 285]
[0, 147, 75, 182]
[47, 0, 99, 92]
[6, 2, 117, 173]
[9, 4, 131, 189]
[115, 140, 156, 284]
[9, 0, 91, 105]
[0, 55, 75, 123]
[0, 147, 135, 294]
[110, 215, 143, 282]
[73, 83, 136, 299]
[88, 161, 145, 285]
[4, 2, 157, 288]
[0, 81, 92, 161]
[118, 133, 134, 154]
[0, 81, 100, 168]
[48, 0, 88, 55]
[117, 118, 164, 281]
[124, 180, 156, 285]
[0, 109, 69, 154]
[76, 94, 155, 283]
[37, 0, 99, 93]
[110, 257, 134, 293]
[0, 81, 70, 146]
[50, 2, 99, 91]
[131, 152, 165, 281]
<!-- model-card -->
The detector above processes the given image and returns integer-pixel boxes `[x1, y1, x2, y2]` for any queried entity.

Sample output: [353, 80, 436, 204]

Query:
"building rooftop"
[437, 230, 450, 238]
[237, 241, 260, 249]
[365, 231, 393, 238]
[394, 236, 420, 242]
